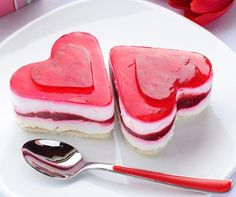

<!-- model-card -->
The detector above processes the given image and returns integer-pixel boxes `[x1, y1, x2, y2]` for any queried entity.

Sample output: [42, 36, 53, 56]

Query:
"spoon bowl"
[22, 139, 87, 178]
[22, 139, 233, 193]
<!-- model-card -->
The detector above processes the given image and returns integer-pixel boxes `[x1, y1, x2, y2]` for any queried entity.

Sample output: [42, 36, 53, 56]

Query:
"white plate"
[1, 0, 236, 196]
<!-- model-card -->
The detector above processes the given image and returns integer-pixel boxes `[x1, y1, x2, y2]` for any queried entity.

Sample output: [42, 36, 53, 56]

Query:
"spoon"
[22, 139, 232, 193]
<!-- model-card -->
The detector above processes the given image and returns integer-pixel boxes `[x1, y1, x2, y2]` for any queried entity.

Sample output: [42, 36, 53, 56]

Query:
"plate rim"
[0, 0, 235, 56]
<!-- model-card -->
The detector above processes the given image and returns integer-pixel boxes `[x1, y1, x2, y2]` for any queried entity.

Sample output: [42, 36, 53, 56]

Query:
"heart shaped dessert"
[10, 32, 114, 137]
[110, 46, 212, 154]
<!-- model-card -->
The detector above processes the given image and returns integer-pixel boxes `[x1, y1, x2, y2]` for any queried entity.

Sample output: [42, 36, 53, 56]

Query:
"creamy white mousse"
[12, 93, 114, 121]
[12, 93, 115, 137]
[119, 99, 176, 135]
[120, 119, 174, 154]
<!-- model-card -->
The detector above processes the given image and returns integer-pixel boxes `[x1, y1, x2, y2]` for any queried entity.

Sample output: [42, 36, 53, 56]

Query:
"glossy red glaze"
[10, 32, 112, 106]
[136, 54, 209, 101]
[31, 44, 94, 92]
[113, 165, 232, 193]
[110, 46, 212, 122]
[16, 111, 114, 125]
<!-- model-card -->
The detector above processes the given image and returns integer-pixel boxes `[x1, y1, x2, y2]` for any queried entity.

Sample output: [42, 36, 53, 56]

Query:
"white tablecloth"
[0, 0, 235, 196]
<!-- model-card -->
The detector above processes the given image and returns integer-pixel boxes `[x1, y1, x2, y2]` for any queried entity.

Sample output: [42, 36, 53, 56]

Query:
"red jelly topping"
[16, 111, 114, 125]
[136, 54, 206, 101]
[110, 46, 212, 122]
[31, 44, 94, 93]
[10, 32, 112, 106]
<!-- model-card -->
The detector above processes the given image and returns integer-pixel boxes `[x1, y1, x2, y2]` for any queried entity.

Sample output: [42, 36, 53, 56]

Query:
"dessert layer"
[177, 91, 210, 110]
[119, 99, 176, 135]
[176, 74, 212, 99]
[31, 45, 94, 92]
[120, 120, 174, 153]
[177, 91, 211, 117]
[12, 93, 114, 121]
[15, 111, 114, 124]
[121, 116, 175, 141]
[16, 115, 114, 135]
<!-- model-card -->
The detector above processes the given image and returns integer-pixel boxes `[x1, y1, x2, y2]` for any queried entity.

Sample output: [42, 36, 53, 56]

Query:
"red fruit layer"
[10, 32, 112, 106]
[16, 111, 114, 125]
[177, 91, 210, 110]
[121, 116, 175, 141]
[110, 46, 212, 122]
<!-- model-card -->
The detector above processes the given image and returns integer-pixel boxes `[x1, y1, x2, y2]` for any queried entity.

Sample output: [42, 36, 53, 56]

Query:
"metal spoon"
[22, 139, 232, 193]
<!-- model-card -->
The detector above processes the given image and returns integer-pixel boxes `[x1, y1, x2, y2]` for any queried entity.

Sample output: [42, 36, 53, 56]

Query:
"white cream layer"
[119, 75, 212, 135]
[12, 93, 114, 121]
[176, 73, 213, 100]
[16, 115, 114, 135]
[120, 120, 174, 152]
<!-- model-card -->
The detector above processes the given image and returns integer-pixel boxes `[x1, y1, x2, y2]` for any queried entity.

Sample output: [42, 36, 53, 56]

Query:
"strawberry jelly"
[10, 32, 113, 107]
[31, 44, 94, 94]
[16, 111, 114, 125]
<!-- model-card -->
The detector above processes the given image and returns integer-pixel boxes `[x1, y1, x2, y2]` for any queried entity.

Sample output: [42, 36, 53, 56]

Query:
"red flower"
[168, 0, 234, 26]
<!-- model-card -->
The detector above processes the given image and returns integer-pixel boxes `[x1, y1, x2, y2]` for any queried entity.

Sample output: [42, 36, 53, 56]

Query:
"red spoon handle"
[113, 165, 232, 193]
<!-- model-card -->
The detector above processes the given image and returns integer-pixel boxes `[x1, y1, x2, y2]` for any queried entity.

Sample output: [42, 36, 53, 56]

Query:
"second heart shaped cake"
[110, 46, 213, 154]
[10, 32, 114, 137]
